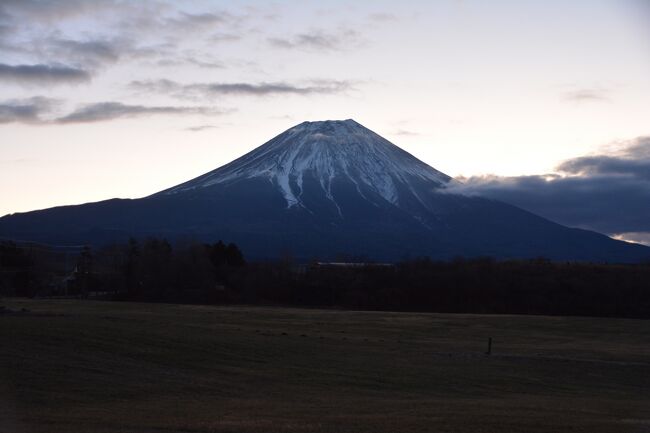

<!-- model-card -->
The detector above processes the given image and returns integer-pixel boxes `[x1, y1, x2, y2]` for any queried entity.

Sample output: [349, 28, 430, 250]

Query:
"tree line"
[1, 239, 649, 318]
[0, 238, 244, 304]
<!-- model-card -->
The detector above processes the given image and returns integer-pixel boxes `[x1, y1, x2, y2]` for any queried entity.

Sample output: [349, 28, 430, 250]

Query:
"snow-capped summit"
[161, 119, 450, 213]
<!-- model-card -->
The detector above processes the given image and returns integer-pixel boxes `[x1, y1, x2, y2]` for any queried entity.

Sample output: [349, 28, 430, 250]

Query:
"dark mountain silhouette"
[1, 119, 648, 262]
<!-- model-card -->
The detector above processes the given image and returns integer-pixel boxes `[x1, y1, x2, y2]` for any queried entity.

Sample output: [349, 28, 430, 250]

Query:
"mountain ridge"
[1, 119, 649, 263]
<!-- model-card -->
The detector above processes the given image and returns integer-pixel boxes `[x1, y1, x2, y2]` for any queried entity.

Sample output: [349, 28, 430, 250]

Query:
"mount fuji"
[1, 119, 648, 262]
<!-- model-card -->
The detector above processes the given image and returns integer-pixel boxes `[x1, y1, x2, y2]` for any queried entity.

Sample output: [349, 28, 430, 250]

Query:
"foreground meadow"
[1, 299, 649, 433]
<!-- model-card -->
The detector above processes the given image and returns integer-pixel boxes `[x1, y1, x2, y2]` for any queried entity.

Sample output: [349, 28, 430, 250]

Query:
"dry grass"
[1, 299, 649, 432]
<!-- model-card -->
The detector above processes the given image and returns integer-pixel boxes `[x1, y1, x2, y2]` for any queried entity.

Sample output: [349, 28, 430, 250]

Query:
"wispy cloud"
[0, 63, 91, 85]
[164, 11, 237, 33]
[154, 57, 225, 69]
[56, 102, 222, 123]
[368, 13, 397, 22]
[184, 57, 225, 69]
[267, 28, 362, 51]
[392, 129, 420, 137]
[209, 33, 241, 43]
[0, 98, 225, 124]
[129, 78, 180, 94]
[0, 0, 118, 22]
[197, 81, 352, 96]
[47, 38, 122, 67]
[0, 3, 246, 79]
[130, 79, 354, 98]
[0, 97, 58, 124]
[185, 124, 219, 132]
[562, 88, 610, 103]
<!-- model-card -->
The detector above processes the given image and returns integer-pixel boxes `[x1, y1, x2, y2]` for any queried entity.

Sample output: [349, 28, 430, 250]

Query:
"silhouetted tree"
[0, 241, 34, 296]
[73, 246, 93, 296]
[124, 238, 141, 299]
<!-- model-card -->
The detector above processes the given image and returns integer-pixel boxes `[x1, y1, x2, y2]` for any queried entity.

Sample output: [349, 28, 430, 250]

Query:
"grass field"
[1, 299, 649, 433]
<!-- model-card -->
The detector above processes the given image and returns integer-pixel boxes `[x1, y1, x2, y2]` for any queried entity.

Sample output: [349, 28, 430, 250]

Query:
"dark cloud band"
[0, 63, 91, 85]
[0, 99, 224, 124]
[446, 137, 650, 245]
[56, 102, 222, 123]
[130, 79, 353, 98]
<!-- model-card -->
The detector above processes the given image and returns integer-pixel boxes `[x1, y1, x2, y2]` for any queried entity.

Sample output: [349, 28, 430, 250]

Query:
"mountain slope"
[1, 119, 648, 262]
[159, 119, 450, 215]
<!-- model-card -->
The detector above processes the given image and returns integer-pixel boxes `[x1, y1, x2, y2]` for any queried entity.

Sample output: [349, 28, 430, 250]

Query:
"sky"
[1, 0, 649, 244]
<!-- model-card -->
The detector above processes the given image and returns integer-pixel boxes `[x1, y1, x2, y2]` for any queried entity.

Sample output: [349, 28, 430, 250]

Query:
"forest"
[1, 238, 649, 318]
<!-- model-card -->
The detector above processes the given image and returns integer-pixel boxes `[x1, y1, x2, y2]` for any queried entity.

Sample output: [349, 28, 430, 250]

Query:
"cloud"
[129, 78, 180, 93]
[48, 38, 122, 67]
[185, 124, 219, 132]
[446, 137, 650, 245]
[558, 155, 650, 180]
[0, 9, 15, 41]
[562, 88, 610, 103]
[197, 81, 351, 96]
[165, 12, 232, 31]
[392, 129, 420, 137]
[0, 3, 243, 75]
[0, 97, 57, 124]
[33, 35, 181, 70]
[0, 99, 225, 124]
[55, 102, 222, 123]
[368, 13, 397, 22]
[0, 0, 117, 22]
[613, 232, 650, 246]
[267, 28, 361, 51]
[129, 79, 353, 98]
[155, 57, 225, 69]
[184, 57, 225, 69]
[209, 33, 241, 43]
[115, 8, 244, 42]
[555, 139, 650, 180]
[0, 63, 91, 85]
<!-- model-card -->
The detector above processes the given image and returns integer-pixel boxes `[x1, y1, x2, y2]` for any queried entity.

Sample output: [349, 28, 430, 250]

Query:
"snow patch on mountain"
[162, 119, 451, 211]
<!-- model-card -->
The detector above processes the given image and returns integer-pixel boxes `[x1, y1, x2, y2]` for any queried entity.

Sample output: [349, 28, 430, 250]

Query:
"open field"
[1, 299, 649, 433]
